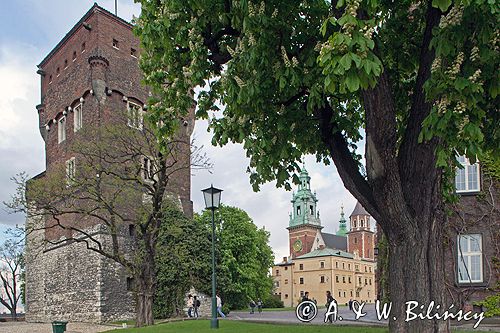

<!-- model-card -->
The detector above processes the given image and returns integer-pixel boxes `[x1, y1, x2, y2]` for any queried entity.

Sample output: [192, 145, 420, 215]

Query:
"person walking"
[249, 299, 256, 314]
[187, 294, 194, 318]
[257, 298, 263, 313]
[325, 291, 336, 323]
[193, 295, 200, 318]
[300, 291, 311, 321]
[216, 294, 226, 318]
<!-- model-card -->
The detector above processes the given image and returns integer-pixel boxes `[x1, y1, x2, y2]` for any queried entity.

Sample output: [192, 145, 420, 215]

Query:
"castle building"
[272, 167, 376, 307]
[24, 4, 193, 323]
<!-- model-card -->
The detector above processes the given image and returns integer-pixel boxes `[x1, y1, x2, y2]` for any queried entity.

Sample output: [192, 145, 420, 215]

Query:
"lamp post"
[202, 185, 223, 329]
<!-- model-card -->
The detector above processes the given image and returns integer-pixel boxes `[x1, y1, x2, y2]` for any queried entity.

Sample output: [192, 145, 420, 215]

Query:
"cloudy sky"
[0, 1, 365, 262]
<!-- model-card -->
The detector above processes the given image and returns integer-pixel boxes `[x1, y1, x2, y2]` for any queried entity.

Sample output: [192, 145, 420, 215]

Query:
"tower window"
[296, 206, 301, 215]
[113, 39, 119, 49]
[131, 48, 137, 57]
[81, 42, 86, 53]
[73, 51, 77, 61]
[354, 220, 357, 228]
[49, 75, 52, 84]
[309, 205, 313, 215]
[74, 103, 83, 132]
[128, 224, 136, 237]
[354, 237, 357, 244]
[56, 67, 60, 76]
[58, 116, 66, 143]
[127, 101, 144, 130]
[64, 59, 68, 69]
[65, 157, 76, 184]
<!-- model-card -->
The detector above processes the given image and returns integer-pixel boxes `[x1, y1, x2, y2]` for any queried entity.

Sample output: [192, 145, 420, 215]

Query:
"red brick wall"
[288, 226, 321, 258]
[38, 8, 193, 240]
[348, 231, 375, 261]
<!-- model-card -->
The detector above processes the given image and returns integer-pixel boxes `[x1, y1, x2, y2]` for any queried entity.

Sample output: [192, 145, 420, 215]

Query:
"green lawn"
[104, 320, 389, 333]
[103, 320, 485, 333]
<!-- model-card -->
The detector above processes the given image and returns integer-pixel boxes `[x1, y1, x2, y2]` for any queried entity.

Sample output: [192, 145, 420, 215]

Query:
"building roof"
[321, 232, 347, 251]
[38, 3, 133, 67]
[296, 247, 354, 259]
[350, 201, 369, 217]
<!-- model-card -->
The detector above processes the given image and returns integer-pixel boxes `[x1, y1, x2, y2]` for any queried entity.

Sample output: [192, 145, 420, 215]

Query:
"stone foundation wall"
[25, 216, 135, 323]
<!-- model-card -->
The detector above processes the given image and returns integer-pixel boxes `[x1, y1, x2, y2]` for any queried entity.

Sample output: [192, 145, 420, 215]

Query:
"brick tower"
[347, 202, 375, 260]
[287, 166, 323, 258]
[25, 4, 193, 323]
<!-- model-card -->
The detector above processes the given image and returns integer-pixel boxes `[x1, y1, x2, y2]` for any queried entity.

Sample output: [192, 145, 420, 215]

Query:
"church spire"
[288, 165, 321, 229]
[336, 204, 348, 237]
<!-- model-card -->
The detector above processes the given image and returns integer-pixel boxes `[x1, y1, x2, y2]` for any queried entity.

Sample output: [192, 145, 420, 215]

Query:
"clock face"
[293, 239, 303, 252]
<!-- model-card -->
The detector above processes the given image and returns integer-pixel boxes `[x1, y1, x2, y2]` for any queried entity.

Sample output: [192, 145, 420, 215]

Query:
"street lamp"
[202, 185, 223, 329]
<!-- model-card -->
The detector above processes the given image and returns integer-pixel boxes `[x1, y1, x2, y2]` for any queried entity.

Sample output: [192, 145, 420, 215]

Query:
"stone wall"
[25, 217, 135, 323]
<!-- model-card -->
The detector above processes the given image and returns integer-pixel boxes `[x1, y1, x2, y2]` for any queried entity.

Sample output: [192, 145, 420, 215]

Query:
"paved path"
[231, 305, 500, 332]
[0, 321, 121, 333]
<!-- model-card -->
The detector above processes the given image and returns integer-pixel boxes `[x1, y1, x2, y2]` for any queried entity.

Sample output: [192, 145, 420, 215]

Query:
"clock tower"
[287, 166, 322, 258]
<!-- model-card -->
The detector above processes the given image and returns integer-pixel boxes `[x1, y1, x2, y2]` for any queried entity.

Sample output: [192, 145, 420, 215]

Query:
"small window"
[131, 48, 137, 57]
[276, 269, 280, 276]
[142, 156, 154, 181]
[342, 262, 345, 269]
[49, 75, 52, 84]
[81, 42, 86, 53]
[455, 156, 480, 193]
[58, 116, 66, 143]
[338, 291, 341, 297]
[320, 276, 325, 283]
[354, 220, 357, 228]
[350, 290, 353, 297]
[113, 39, 119, 49]
[128, 224, 136, 237]
[457, 234, 483, 283]
[358, 277, 361, 284]
[343, 291, 346, 298]
[369, 266, 372, 272]
[284, 279, 288, 284]
[335, 275, 339, 283]
[348, 276, 351, 283]
[342, 276, 345, 283]
[309, 205, 314, 215]
[365, 278, 368, 285]
[56, 67, 60, 76]
[299, 277, 304, 284]
[299, 264, 303, 270]
[354, 237, 358, 244]
[369, 279, 372, 285]
[297, 206, 301, 215]
[320, 261, 325, 269]
[73, 51, 77, 61]
[74, 103, 83, 132]
[64, 59, 68, 69]
[365, 266, 367, 272]
[348, 263, 351, 270]
[285, 294, 288, 299]
[65, 157, 76, 184]
[284, 266, 288, 270]
[355, 265, 359, 271]
[126, 277, 135, 291]
[276, 281, 280, 287]
[127, 101, 143, 130]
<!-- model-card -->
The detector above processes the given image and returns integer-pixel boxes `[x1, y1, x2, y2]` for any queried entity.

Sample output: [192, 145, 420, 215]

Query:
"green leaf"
[432, 0, 452, 12]
[345, 72, 360, 92]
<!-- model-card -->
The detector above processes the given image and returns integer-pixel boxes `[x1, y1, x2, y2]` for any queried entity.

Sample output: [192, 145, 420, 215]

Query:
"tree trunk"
[135, 235, 156, 327]
[385, 214, 450, 333]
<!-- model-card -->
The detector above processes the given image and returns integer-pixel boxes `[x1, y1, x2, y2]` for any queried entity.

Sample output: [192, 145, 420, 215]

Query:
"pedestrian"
[193, 295, 200, 318]
[187, 294, 194, 318]
[257, 298, 263, 313]
[300, 291, 311, 321]
[216, 294, 226, 318]
[325, 291, 336, 323]
[249, 299, 256, 314]
[348, 298, 353, 310]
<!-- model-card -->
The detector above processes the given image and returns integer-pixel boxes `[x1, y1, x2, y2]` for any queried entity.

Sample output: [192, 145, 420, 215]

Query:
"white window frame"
[58, 116, 66, 143]
[127, 101, 143, 130]
[457, 234, 483, 284]
[455, 156, 480, 193]
[74, 103, 83, 132]
[65, 157, 76, 184]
